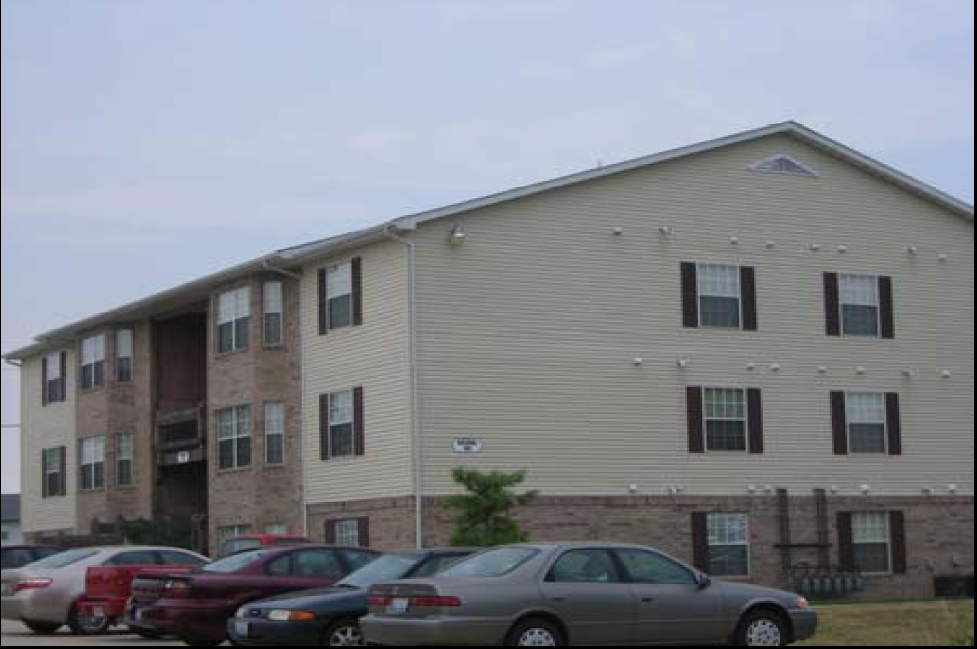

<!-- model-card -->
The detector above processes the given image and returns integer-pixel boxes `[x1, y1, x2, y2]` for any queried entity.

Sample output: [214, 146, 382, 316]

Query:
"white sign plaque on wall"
[453, 438, 485, 454]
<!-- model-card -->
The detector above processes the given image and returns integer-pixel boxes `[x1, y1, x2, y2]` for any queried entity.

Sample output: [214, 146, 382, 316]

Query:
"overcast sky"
[1, 0, 974, 494]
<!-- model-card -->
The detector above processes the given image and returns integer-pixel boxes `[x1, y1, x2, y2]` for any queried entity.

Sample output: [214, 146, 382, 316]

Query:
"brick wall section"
[207, 274, 304, 552]
[308, 495, 973, 600]
[76, 322, 154, 532]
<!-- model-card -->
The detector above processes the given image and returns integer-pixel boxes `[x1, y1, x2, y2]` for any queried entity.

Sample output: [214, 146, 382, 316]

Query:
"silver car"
[362, 543, 818, 646]
[1, 545, 208, 636]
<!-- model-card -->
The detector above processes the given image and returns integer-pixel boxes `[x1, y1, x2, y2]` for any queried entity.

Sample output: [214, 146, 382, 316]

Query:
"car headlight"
[796, 597, 812, 611]
[235, 606, 250, 619]
[268, 610, 316, 623]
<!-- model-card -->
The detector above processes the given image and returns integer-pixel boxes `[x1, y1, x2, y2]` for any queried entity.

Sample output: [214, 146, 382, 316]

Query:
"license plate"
[386, 598, 410, 615]
[234, 621, 251, 638]
[0, 583, 12, 598]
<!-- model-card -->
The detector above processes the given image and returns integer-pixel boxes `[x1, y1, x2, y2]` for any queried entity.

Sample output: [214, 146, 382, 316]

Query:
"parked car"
[227, 548, 476, 646]
[0, 546, 208, 636]
[128, 544, 381, 646]
[362, 543, 819, 647]
[75, 549, 210, 636]
[221, 534, 311, 558]
[0, 546, 62, 571]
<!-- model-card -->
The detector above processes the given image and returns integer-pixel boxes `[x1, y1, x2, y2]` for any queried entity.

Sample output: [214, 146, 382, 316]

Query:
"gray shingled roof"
[1, 495, 20, 523]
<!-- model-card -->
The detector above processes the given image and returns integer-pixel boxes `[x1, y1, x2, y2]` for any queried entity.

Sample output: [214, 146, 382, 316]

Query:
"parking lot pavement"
[1, 620, 182, 646]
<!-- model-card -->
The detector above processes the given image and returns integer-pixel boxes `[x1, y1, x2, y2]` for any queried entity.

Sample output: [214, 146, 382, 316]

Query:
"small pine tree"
[445, 469, 539, 548]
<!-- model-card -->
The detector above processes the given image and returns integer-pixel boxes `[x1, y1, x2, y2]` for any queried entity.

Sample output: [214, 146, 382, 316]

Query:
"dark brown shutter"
[41, 452, 49, 499]
[687, 387, 705, 454]
[324, 520, 336, 545]
[357, 517, 371, 548]
[879, 276, 896, 339]
[824, 273, 841, 337]
[319, 394, 331, 461]
[351, 257, 364, 327]
[681, 263, 700, 328]
[741, 267, 759, 331]
[318, 268, 329, 335]
[837, 513, 855, 572]
[890, 511, 908, 575]
[58, 447, 67, 496]
[59, 352, 68, 401]
[691, 513, 710, 572]
[885, 393, 903, 456]
[353, 387, 366, 457]
[747, 388, 764, 454]
[41, 357, 49, 407]
[831, 392, 849, 455]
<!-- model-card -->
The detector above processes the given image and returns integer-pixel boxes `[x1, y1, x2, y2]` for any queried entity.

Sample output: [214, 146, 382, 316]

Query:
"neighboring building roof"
[1, 495, 20, 523]
[3, 121, 973, 361]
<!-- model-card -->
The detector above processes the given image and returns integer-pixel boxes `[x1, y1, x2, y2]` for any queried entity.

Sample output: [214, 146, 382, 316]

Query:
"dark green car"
[227, 549, 475, 646]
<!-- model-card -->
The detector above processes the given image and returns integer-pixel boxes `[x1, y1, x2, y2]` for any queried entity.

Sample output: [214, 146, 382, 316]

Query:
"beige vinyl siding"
[412, 133, 974, 498]
[20, 351, 78, 534]
[301, 240, 413, 505]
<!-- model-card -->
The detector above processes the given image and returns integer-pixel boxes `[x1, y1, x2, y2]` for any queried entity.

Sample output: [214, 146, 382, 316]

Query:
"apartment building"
[5, 122, 973, 598]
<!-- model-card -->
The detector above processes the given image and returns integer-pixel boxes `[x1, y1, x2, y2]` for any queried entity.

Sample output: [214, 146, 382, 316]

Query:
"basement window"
[708, 514, 751, 577]
[852, 512, 892, 575]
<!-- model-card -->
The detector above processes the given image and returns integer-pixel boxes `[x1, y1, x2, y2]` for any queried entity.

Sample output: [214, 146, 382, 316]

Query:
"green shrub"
[445, 469, 539, 548]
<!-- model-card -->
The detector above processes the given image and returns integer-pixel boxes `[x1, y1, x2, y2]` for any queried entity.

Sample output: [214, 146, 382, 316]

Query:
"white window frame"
[851, 512, 893, 576]
[333, 519, 361, 547]
[264, 402, 286, 466]
[81, 335, 106, 390]
[217, 406, 252, 470]
[707, 513, 751, 578]
[839, 274, 882, 338]
[43, 447, 65, 498]
[263, 281, 284, 347]
[116, 328, 134, 382]
[328, 389, 356, 459]
[702, 387, 750, 453]
[117, 433, 134, 487]
[217, 287, 252, 354]
[697, 264, 744, 329]
[79, 436, 106, 491]
[846, 392, 888, 456]
[325, 262, 353, 330]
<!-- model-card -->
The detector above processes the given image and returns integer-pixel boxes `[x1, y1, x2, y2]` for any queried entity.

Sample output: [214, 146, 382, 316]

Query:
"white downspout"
[383, 226, 423, 549]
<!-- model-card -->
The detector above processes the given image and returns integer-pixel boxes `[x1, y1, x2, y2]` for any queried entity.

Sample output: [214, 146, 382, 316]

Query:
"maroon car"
[127, 545, 380, 646]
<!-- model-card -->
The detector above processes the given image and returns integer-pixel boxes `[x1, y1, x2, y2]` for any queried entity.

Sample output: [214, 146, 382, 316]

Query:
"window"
[217, 406, 252, 470]
[847, 393, 888, 454]
[840, 275, 881, 337]
[616, 549, 697, 585]
[43, 352, 65, 404]
[707, 514, 750, 577]
[698, 264, 742, 328]
[264, 402, 285, 465]
[107, 551, 159, 566]
[341, 549, 379, 570]
[326, 262, 353, 330]
[292, 550, 345, 579]
[852, 512, 892, 574]
[80, 436, 106, 491]
[549, 549, 620, 584]
[217, 525, 253, 555]
[116, 329, 133, 382]
[327, 390, 355, 459]
[218, 287, 251, 354]
[334, 519, 361, 547]
[265, 524, 287, 535]
[159, 550, 208, 567]
[441, 548, 540, 579]
[704, 388, 748, 452]
[81, 335, 106, 390]
[750, 155, 818, 177]
[42, 447, 66, 498]
[263, 281, 284, 347]
[117, 434, 134, 487]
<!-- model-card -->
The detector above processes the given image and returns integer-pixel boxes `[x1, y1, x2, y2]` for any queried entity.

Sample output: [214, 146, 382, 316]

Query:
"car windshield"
[338, 554, 419, 589]
[28, 548, 98, 570]
[203, 549, 271, 573]
[440, 548, 538, 579]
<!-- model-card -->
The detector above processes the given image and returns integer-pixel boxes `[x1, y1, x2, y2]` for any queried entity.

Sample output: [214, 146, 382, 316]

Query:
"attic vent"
[751, 155, 818, 177]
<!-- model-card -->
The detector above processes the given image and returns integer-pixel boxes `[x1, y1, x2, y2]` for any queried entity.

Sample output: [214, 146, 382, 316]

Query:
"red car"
[127, 545, 380, 646]
[75, 549, 209, 636]
[220, 534, 311, 558]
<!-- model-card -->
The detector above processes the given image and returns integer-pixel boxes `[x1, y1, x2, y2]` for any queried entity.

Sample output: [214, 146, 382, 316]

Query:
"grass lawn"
[800, 600, 974, 646]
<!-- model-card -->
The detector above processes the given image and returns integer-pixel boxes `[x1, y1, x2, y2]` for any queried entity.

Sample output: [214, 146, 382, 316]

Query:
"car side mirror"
[696, 573, 713, 590]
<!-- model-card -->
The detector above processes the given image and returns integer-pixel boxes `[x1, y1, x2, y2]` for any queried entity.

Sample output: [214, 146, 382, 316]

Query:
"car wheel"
[22, 620, 63, 635]
[736, 610, 790, 647]
[67, 604, 112, 636]
[322, 618, 365, 646]
[506, 618, 566, 647]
